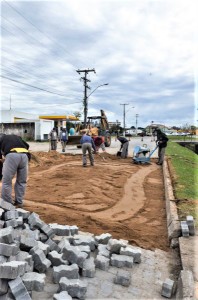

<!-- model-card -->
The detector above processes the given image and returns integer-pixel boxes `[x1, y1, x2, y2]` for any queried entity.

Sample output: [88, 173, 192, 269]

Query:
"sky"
[1, 0, 197, 128]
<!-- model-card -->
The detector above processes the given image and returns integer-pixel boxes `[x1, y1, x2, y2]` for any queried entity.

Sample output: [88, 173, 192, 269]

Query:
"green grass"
[166, 141, 198, 223]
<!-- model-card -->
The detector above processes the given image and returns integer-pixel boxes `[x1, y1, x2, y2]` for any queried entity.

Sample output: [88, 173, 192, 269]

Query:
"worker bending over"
[117, 135, 129, 158]
[92, 136, 106, 153]
[80, 132, 96, 167]
[0, 134, 31, 208]
[155, 128, 169, 165]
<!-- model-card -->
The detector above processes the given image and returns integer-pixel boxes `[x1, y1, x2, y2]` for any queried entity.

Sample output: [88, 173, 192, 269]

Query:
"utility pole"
[120, 104, 129, 136]
[76, 68, 96, 128]
[10, 94, 12, 110]
[135, 114, 139, 135]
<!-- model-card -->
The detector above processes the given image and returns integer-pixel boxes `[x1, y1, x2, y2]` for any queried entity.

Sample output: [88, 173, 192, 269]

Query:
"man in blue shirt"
[80, 132, 96, 167]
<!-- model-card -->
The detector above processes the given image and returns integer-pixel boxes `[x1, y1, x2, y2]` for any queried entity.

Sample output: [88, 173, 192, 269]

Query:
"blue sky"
[1, 0, 197, 128]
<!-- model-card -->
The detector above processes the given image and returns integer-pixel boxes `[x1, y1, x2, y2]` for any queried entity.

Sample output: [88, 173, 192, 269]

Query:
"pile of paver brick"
[0, 197, 180, 300]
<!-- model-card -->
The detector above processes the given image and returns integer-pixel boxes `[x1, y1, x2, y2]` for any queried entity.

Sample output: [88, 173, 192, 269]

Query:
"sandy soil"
[20, 151, 169, 251]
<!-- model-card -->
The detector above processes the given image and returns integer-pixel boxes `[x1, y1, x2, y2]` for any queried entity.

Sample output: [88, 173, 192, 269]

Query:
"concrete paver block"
[16, 208, 30, 219]
[0, 261, 27, 279]
[5, 219, 18, 228]
[69, 225, 79, 235]
[20, 235, 38, 251]
[114, 269, 131, 287]
[73, 235, 96, 251]
[0, 278, 8, 296]
[0, 220, 5, 229]
[62, 244, 88, 267]
[0, 198, 15, 211]
[45, 238, 61, 252]
[176, 270, 194, 299]
[120, 246, 141, 263]
[97, 244, 110, 258]
[77, 245, 91, 257]
[0, 243, 19, 257]
[181, 221, 189, 237]
[53, 264, 79, 283]
[28, 212, 44, 229]
[95, 233, 112, 245]
[186, 216, 195, 236]
[58, 238, 70, 251]
[36, 241, 50, 255]
[161, 278, 175, 298]
[40, 223, 55, 238]
[82, 257, 96, 278]
[8, 276, 32, 300]
[95, 254, 110, 271]
[0, 227, 14, 244]
[53, 291, 72, 299]
[4, 210, 19, 221]
[107, 238, 128, 254]
[49, 224, 71, 236]
[48, 250, 68, 266]
[30, 248, 51, 273]
[111, 254, 134, 268]
[22, 272, 46, 292]
[59, 277, 87, 299]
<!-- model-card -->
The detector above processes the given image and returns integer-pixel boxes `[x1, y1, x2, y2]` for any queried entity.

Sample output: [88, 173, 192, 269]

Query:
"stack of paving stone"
[0, 198, 142, 299]
[180, 216, 195, 237]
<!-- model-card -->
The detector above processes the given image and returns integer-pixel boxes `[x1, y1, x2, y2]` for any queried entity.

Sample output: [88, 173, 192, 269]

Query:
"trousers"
[121, 141, 129, 158]
[82, 143, 94, 166]
[1, 153, 28, 204]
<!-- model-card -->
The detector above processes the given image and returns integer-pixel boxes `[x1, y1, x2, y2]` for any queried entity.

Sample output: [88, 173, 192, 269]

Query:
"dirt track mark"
[92, 164, 157, 221]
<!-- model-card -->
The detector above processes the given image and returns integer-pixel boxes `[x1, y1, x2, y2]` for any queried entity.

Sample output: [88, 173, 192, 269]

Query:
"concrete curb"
[163, 158, 196, 299]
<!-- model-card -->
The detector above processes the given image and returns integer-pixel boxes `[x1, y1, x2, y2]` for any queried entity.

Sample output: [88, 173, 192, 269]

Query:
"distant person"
[80, 132, 96, 167]
[92, 136, 106, 153]
[0, 133, 31, 207]
[59, 128, 68, 152]
[69, 127, 75, 136]
[49, 127, 58, 150]
[117, 135, 129, 158]
[155, 128, 169, 165]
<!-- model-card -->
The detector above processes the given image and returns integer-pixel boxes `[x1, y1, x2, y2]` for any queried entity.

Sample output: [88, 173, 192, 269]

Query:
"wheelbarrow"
[132, 144, 158, 164]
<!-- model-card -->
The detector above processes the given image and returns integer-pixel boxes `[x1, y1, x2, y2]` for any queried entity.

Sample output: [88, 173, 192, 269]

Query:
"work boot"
[83, 164, 87, 167]
[91, 162, 94, 166]
[14, 202, 24, 208]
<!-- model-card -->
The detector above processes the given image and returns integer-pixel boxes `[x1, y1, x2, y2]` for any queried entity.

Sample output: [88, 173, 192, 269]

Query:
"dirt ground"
[20, 151, 169, 251]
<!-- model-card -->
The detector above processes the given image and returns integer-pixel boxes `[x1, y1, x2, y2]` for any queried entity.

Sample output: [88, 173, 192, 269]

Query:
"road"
[28, 136, 159, 158]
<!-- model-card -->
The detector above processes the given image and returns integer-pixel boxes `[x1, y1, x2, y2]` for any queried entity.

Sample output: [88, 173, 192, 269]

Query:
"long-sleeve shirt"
[0, 134, 29, 156]
[80, 134, 96, 151]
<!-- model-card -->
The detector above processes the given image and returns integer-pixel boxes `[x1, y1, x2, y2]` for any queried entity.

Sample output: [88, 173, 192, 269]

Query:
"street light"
[84, 83, 109, 127]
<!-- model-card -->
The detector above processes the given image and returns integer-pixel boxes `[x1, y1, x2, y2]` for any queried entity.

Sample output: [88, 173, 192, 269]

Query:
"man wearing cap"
[0, 133, 31, 207]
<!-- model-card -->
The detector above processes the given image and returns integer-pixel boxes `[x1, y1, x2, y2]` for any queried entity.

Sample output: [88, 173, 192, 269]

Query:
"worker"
[59, 128, 68, 152]
[0, 133, 31, 207]
[155, 128, 169, 165]
[117, 135, 129, 158]
[0, 153, 3, 181]
[49, 127, 58, 150]
[92, 136, 106, 153]
[80, 131, 96, 167]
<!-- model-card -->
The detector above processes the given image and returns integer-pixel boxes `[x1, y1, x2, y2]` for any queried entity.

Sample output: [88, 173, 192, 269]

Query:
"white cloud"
[1, 0, 197, 127]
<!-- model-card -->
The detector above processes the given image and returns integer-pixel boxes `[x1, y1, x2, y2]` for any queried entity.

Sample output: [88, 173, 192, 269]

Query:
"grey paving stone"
[16, 208, 30, 219]
[110, 254, 134, 268]
[95, 233, 112, 245]
[62, 244, 88, 267]
[73, 235, 96, 251]
[22, 272, 46, 292]
[8, 276, 32, 300]
[59, 277, 87, 299]
[82, 257, 96, 278]
[45, 238, 61, 252]
[107, 238, 128, 254]
[0, 227, 14, 244]
[48, 250, 68, 267]
[0, 278, 8, 296]
[53, 264, 79, 283]
[53, 291, 72, 300]
[161, 278, 175, 298]
[30, 248, 51, 273]
[0, 198, 15, 211]
[120, 245, 142, 263]
[20, 235, 38, 251]
[0, 243, 19, 257]
[114, 269, 131, 287]
[95, 254, 110, 271]
[97, 244, 110, 258]
[40, 223, 55, 238]
[181, 221, 189, 237]
[186, 215, 195, 236]
[28, 212, 44, 229]
[49, 224, 71, 236]
[36, 241, 50, 255]
[0, 261, 27, 279]
[4, 210, 19, 221]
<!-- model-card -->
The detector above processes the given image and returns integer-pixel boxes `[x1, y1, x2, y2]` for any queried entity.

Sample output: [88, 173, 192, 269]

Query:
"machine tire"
[104, 133, 111, 147]
[77, 145, 82, 148]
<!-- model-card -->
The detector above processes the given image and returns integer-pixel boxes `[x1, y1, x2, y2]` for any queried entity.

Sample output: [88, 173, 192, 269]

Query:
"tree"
[73, 111, 81, 119]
